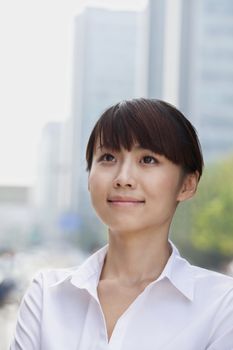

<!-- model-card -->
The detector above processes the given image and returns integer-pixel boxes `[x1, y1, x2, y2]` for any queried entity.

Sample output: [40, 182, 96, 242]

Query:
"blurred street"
[0, 304, 17, 350]
[0, 244, 86, 349]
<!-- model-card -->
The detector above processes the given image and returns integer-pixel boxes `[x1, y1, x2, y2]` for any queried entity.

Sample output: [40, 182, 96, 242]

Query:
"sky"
[0, 0, 146, 187]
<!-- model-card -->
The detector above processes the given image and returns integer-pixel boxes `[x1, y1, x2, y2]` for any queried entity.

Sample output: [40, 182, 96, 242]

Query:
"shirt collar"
[50, 241, 194, 301]
[157, 241, 195, 301]
[49, 245, 108, 300]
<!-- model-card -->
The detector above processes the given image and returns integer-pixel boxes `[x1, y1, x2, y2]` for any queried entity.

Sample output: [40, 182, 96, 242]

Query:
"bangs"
[86, 99, 204, 177]
[97, 103, 165, 154]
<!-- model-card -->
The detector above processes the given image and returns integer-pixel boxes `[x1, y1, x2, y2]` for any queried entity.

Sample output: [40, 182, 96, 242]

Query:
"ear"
[177, 171, 199, 202]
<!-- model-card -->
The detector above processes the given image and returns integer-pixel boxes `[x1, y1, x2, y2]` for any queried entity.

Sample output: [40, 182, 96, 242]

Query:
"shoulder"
[188, 266, 233, 346]
[188, 262, 233, 300]
[191, 263, 233, 286]
[171, 242, 233, 298]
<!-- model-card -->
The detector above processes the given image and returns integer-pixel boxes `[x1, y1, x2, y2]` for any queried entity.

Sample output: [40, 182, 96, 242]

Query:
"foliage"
[171, 155, 233, 270]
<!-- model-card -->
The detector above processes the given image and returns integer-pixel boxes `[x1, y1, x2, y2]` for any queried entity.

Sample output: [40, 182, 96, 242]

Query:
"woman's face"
[88, 143, 196, 236]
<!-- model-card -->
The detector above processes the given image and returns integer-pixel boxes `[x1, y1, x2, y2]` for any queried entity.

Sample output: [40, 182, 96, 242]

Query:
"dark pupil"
[106, 154, 113, 161]
[144, 156, 152, 163]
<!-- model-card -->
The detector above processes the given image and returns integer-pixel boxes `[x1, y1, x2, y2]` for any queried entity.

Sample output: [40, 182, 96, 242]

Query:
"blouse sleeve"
[10, 272, 43, 350]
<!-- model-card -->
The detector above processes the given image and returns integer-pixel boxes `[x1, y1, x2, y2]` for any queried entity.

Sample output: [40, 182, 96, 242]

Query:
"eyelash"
[98, 153, 159, 164]
[98, 153, 116, 162]
[141, 156, 158, 164]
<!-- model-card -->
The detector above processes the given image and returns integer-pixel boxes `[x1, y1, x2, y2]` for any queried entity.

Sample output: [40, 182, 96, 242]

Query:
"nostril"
[113, 176, 136, 189]
[115, 182, 132, 188]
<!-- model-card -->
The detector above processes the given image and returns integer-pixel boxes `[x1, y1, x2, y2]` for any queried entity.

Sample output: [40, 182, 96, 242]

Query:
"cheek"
[166, 178, 182, 194]
[88, 173, 99, 195]
[88, 172, 107, 204]
[148, 173, 181, 201]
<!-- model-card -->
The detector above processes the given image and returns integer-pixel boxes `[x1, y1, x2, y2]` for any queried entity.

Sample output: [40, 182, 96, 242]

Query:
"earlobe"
[177, 171, 199, 202]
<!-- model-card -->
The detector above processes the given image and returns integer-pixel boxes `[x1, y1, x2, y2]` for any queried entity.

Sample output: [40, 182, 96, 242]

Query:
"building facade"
[179, 0, 233, 161]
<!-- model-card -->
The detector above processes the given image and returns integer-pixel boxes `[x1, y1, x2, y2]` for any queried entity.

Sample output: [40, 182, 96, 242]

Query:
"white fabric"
[10, 242, 233, 350]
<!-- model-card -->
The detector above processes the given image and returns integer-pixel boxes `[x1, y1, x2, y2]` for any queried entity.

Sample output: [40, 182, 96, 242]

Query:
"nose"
[113, 162, 137, 189]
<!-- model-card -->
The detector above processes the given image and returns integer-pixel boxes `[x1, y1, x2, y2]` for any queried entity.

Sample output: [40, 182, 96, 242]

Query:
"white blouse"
[10, 242, 233, 350]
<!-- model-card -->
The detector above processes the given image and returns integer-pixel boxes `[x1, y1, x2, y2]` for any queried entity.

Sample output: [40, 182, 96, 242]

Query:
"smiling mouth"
[107, 199, 145, 206]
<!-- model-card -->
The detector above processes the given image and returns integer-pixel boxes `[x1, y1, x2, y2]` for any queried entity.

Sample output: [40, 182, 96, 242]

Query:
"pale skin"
[88, 144, 199, 341]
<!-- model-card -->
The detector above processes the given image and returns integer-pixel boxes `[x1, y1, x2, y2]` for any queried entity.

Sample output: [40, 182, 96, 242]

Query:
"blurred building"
[148, 0, 183, 105]
[147, 0, 166, 98]
[0, 186, 35, 249]
[35, 122, 71, 241]
[69, 3, 149, 248]
[179, 0, 233, 161]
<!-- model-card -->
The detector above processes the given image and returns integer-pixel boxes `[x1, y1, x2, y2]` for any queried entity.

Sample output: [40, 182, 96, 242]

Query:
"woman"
[11, 99, 233, 349]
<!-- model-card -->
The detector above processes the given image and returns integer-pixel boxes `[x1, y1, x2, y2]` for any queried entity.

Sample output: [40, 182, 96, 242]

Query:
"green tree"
[171, 155, 233, 270]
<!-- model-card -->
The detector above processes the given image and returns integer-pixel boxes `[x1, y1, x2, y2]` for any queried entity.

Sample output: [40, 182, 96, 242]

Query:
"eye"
[141, 155, 158, 164]
[99, 153, 116, 162]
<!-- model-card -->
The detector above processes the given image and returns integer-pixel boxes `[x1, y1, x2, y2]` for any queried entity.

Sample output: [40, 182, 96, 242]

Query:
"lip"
[107, 195, 145, 205]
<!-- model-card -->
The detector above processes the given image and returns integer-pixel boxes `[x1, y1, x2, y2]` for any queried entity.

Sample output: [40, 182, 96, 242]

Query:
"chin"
[107, 223, 143, 236]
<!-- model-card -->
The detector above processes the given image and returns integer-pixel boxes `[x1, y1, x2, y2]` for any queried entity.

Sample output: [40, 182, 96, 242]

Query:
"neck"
[100, 228, 172, 286]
